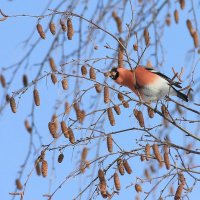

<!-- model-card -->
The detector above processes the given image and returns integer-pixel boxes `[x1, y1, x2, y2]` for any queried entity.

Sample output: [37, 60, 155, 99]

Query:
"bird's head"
[105, 67, 120, 80]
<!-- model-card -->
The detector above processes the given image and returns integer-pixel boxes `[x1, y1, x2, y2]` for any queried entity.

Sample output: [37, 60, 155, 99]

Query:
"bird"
[106, 66, 188, 102]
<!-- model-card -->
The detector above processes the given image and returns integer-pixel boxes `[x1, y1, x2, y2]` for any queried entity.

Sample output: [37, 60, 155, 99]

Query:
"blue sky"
[0, 0, 200, 200]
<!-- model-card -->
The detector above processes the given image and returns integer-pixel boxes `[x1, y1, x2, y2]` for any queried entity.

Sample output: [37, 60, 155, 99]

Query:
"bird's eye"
[110, 71, 116, 79]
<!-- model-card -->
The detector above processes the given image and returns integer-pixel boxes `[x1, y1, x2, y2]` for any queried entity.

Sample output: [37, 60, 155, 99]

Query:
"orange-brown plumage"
[108, 66, 188, 102]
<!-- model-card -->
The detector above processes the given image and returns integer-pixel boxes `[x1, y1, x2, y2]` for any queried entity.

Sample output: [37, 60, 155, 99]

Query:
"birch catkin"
[123, 159, 132, 174]
[68, 128, 75, 144]
[49, 22, 56, 35]
[81, 147, 88, 161]
[174, 10, 179, 24]
[175, 184, 183, 200]
[113, 104, 121, 115]
[135, 184, 142, 192]
[89, 67, 96, 80]
[186, 19, 194, 36]
[33, 89, 40, 106]
[94, 83, 102, 93]
[49, 57, 57, 72]
[62, 78, 68, 90]
[98, 169, 105, 183]
[51, 73, 57, 84]
[164, 152, 170, 170]
[134, 109, 145, 127]
[67, 18, 74, 40]
[179, 0, 185, 10]
[99, 181, 107, 198]
[117, 158, 125, 175]
[64, 102, 71, 114]
[137, 111, 145, 127]
[107, 108, 115, 126]
[35, 160, 41, 176]
[25, 119, 32, 133]
[81, 65, 87, 76]
[60, 19, 67, 32]
[118, 37, 124, 68]
[36, 23, 45, 39]
[104, 86, 110, 103]
[112, 11, 122, 33]
[48, 122, 58, 138]
[192, 31, 199, 48]
[147, 107, 154, 118]
[145, 144, 151, 160]
[107, 135, 113, 152]
[16, 179, 23, 190]
[144, 28, 150, 46]
[41, 160, 48, 177]
[61, 121, 69, 138]
[152, 144, 162, 167]
[0, 74, 6, 88]
[117, 93, 124, 101]
[22, 74, 28, 87]
[58, 153, 64, 163]
[10, 97, 17, 113]
[114, 172, 121, 190]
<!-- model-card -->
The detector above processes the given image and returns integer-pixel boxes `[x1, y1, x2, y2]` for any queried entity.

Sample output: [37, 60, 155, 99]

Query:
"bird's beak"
[104, 71, 111, 77]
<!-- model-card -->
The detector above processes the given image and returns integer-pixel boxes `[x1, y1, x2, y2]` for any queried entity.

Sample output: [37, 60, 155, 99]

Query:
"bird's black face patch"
[109, 68, 119, 80]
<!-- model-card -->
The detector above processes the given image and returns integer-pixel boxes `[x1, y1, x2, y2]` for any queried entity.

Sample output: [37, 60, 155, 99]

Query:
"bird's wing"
[145, 67, 182, 88]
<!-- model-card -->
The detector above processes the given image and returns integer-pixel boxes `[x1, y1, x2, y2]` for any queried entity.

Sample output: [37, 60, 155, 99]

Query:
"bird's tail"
[175, 89, 188, 102]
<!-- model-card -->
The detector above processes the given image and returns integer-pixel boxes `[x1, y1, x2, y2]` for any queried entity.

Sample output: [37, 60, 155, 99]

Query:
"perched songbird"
[107, 66, 188, 102]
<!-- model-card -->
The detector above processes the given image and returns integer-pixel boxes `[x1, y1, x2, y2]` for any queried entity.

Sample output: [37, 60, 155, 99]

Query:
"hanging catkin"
[114, 172, 121, 191]
[36, 23, 46, 39]
[107, 108, 115, 126]
[10, 97, 17, 113]
[104, 86, 110, 103]
[67, 18, 74, 40]
[33, 89, 40, 106]
[107, 135, 113, 152]
[49, 22, 56, 35]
